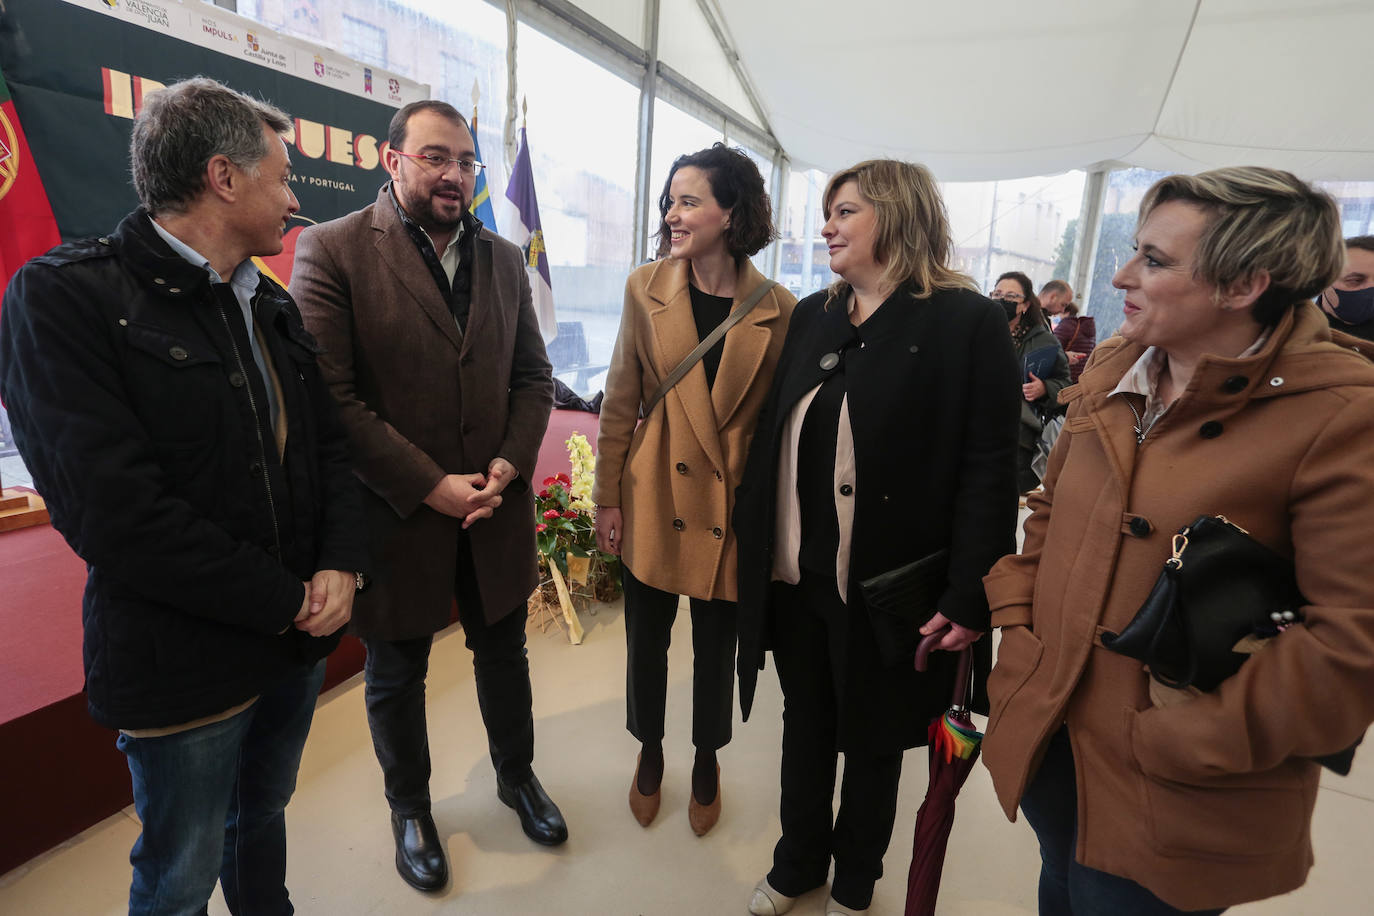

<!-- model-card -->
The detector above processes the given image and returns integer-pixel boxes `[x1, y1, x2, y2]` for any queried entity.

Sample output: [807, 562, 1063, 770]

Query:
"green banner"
[0, 0, 425, 284]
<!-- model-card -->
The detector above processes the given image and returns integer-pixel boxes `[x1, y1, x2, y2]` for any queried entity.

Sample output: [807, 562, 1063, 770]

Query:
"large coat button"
[712, 527, 723, 538]
[672, 517, 685, 531]
[676, 461, 688, 475]
[1129, 516, 1151, 537]
[839, 484, 853, 496]
[1222, 375, 1248, 393]
[1199, 421, 1223, 439]
[228, 371, 246, 388]
[169, 346, 189, 361]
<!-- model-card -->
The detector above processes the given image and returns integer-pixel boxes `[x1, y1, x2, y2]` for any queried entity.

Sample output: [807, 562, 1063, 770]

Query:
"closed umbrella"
[905, 636, 982, 916]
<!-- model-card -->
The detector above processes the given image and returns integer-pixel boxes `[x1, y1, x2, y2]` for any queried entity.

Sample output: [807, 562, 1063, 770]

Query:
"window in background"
[779, 167, 835, 300]
[1317, 181, 1374, 239]
[1077, 168, 1167, 340]
[515, 20, 640, 396]
[941, 171, 1086, 298]
[731, 141, 776, 277]
[340, 15, 388, 68]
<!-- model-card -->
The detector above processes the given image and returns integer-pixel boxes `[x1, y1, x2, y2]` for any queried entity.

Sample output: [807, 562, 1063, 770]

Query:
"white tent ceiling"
[710, 0, 1374, 180]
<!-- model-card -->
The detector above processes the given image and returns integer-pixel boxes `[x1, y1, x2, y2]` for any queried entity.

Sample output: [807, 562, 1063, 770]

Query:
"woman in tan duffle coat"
[594, 144, 795, 836]
[982, 166, 1374, 914]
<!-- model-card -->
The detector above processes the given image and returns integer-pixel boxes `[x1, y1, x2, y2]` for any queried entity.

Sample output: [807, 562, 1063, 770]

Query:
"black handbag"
[858, 549, 949, 667]
[1101, 515, 1360, 775]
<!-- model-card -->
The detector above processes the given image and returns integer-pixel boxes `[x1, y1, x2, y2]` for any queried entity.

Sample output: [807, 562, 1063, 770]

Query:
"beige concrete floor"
[2, 594, 1372, 914]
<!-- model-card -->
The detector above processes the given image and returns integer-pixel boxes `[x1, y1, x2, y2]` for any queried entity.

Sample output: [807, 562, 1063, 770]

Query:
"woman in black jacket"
[993, 271, 1071, 494]
[732, 160, 1021, 915]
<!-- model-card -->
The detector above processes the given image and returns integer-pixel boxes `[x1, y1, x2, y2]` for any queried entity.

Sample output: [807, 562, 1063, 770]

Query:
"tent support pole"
[1071, 167, 1110, 314]
[632, 0, 661, 265]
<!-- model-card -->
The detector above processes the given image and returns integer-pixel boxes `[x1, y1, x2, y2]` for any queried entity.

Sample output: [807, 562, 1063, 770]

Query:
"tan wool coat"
[981, 302, 1374, 911]
[593, 258, 795, 601]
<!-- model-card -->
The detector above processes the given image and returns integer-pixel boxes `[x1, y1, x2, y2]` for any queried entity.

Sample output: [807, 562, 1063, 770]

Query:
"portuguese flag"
[0, 64, 61, 302]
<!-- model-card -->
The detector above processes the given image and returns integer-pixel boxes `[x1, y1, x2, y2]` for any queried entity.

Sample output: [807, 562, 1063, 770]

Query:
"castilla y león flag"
[0, 65, 60, 304]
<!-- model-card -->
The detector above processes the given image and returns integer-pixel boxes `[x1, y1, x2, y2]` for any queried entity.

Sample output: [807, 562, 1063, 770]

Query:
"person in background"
[1044, 280, 1096, 383]
[1317, 235, 1374, 342]
[1040, 278, 1072, 328]
[733, 159, 1019, 916]
[0, 77, 367, 915]
[994, 271, 1070, 494]
[982, 167, 1374, 914]
[594, 144, 795, 835]
[292, 99, 562, 894]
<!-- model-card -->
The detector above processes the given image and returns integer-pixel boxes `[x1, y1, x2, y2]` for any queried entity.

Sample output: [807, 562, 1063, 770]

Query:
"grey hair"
[130, 77, 291, 215]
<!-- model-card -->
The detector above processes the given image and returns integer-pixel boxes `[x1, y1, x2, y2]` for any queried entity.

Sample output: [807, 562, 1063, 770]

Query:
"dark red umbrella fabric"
[906, 639, 983, 916]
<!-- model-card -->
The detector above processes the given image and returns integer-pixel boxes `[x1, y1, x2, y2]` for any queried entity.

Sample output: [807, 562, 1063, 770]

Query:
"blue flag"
[501, 126, 556, 341]
[468, 118, 497, 231]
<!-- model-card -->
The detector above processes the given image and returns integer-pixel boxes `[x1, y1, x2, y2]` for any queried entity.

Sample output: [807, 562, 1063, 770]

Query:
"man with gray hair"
[0, 77, 367, 914]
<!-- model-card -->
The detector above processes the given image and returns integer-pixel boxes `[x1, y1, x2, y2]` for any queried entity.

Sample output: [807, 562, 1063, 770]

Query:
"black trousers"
[622, 565, 736, 750]
[767, 574, 903, 911]
[362, 534, 535, 817]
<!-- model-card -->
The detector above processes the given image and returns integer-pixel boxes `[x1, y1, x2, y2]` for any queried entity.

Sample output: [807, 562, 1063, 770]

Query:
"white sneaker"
[825, 896, 869, 916]
[747, 876, 798, 916]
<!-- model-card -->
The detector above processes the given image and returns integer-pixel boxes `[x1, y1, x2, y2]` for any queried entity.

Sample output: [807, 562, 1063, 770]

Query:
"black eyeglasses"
[393, 150, 485, 174]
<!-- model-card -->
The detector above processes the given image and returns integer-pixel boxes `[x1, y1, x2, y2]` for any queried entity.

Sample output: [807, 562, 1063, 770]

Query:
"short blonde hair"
[822, 160, 975, 305]
[1138, 167, 1344, 324]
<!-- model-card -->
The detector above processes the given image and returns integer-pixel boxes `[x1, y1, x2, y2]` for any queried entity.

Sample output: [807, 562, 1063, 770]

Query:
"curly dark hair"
[655, 143, 776, 260]
[997, 270, 1048, 336]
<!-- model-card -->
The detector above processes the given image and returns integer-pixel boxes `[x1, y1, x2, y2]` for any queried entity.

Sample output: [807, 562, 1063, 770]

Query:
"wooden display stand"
[0, 487, 50, 532]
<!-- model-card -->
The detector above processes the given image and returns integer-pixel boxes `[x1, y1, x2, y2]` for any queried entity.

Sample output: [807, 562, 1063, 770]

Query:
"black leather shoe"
[390, 812, 448, 891]
[496, 773, 569, 846]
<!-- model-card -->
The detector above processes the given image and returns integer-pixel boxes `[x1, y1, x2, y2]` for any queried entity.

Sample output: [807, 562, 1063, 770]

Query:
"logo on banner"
[242, 32, 288, 69]
[201, 18, 238, 44]
[313, 55, 325, 78]
[387, 78, 401, 102]
[0, 109, 19, 202]
[364, 68, 373, 95]
[111, 0, 172, 29]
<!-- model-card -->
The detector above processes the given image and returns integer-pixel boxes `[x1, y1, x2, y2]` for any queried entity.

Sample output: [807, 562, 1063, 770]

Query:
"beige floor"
[2, 596, 1372, 914]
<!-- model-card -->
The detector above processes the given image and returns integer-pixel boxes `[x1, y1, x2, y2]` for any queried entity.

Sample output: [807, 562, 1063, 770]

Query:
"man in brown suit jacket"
[290, 100, 562, 894]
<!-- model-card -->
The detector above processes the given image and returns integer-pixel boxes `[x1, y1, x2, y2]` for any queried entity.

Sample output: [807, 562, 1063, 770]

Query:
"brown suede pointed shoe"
[687, 763, 721, 836]
[628, 752, 662, 827]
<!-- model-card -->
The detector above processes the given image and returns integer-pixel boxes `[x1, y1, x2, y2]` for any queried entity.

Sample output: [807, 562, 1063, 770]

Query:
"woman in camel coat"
[594, 144, 795, 835]
[982, 167, 1374, 914]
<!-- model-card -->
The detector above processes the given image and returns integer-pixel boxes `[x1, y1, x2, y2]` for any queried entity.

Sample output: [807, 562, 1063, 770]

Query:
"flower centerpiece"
[531, 433, 622, 643]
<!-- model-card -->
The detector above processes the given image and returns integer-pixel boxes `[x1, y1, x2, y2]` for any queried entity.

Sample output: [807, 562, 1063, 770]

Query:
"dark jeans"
[363, 536, 534, 815]
[1020, 728, 1228, 916]
[767, 575, 903, 911]
[621, 564, 736, 750]
[117, 659, 326, 916]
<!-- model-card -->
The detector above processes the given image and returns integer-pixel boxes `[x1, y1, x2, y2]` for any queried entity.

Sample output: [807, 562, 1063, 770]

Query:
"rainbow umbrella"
[906, 641, 982, 916]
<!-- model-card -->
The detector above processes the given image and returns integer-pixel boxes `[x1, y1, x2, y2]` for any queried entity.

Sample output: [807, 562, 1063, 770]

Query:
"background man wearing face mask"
[1319, 236, 1374, 342]
[290, 99, 561, 896]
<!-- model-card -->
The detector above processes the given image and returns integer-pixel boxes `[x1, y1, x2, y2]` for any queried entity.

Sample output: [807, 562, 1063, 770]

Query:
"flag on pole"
[468, 111, 497, 231]
[500, 125, 556, 342]
[0, 64, 61, 314]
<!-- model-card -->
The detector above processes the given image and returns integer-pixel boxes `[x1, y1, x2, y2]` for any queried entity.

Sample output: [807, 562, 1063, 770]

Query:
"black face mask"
[997, 298, 1020, 322]
[1328, 286, 1374, 325]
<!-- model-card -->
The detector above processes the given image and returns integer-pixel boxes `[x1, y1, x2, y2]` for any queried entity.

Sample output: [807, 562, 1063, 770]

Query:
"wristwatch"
[354, 571, 369, 592]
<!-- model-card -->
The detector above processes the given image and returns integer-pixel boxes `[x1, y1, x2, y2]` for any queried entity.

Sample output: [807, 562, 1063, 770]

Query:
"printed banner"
[0, 0, 431, 285]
